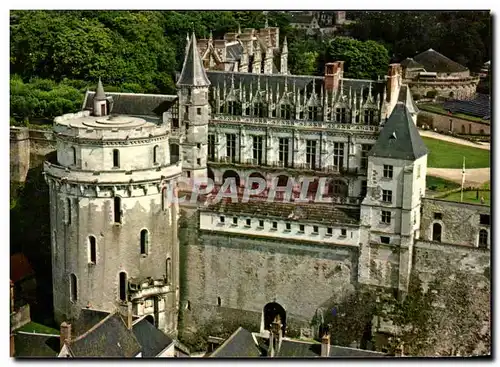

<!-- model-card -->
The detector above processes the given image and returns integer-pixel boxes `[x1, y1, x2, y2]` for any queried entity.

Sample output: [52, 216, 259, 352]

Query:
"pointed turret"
[177, 32, 211, 88]
[282, 36, 288, 54]
[95, 78, 106, 101]
[369, 103, 428, 160]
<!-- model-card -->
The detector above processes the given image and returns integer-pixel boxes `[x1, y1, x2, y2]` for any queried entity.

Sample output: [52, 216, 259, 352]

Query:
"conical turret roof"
[95, 78, 106, 101]
[177, 32, 211, 87]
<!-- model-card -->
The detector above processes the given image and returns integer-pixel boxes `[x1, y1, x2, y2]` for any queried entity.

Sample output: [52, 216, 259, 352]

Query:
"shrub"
[426, 90, 438, 98]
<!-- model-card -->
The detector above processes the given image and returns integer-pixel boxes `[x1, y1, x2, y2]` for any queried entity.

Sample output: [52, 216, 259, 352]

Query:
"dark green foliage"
[426, 90, 438, 99]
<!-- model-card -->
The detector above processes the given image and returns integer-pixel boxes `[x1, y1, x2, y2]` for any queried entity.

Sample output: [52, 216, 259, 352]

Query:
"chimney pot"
[127, 302, 133, 330]
[60, 322, 72, 351]
[321, 333, 331, 357]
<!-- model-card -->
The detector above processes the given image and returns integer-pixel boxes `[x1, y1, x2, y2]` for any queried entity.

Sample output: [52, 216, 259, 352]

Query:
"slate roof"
[67, 313, 141, 358]
[177, 32, 211, 87]
[398, 85, 419, 114]
[10, 253, 35, 283]
[70, 309, 109, 338]
[226, 43, 245, 61]
[413, 49, 468, 73]
[369, 103, 428, 160]
[83, 91, 176, 117]
[132, 318, 174, 357]
[400, 58, 424, 70]
[210, 327, 261, 358]
[14, 333, 60, 358]
[205, 200, 360, 225]
[443, 93, 490, 120]
[94, 78, 106, 101]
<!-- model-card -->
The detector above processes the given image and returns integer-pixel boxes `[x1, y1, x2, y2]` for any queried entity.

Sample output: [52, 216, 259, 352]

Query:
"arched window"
[114, 197, 122, 224]
[66, 198, 72, 225]
[479, 229, 488, 248]
[140, 229, 149, 255]
[153, 145, 159, 164]
[166, 258, 172, 285]
[71, 147, 77, 165]
[217, 297, 221, 306]
[113, 149, 120, 168]
[88, 236, 97, 264]
[70, 273, 78, 302]
[119, 272, 127, 302]
[432, 222, 442, 242]
[161, 186, 168, 211]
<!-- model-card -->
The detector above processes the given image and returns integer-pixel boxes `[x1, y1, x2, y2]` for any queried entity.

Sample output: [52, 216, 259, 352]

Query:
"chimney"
[324, 61, 344, 92]
[10, 280, 14, 314]
[386, 63, 402, 104]
[321, 333, 331, 357]
[224, 32, 238, 42]
[60, 322, 71, 351]
[127, 302, 133, 330]
[268, 315, 283, 357]
[10, 334, 15, 357]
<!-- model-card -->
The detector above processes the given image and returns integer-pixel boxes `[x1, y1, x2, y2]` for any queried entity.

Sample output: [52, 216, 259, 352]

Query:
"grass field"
[440, 189, 490, 206]
[16, 322, 59, 335]
[426, 175, 460, 192]
[423, 137, 490, 168]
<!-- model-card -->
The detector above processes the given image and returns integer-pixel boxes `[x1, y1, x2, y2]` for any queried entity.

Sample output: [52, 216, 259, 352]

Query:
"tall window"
[432, 223, 442, 242]
[119, 272, 127, 302]
[170, 144, 180, 164]
[66, 198, 72, 225]
[88, 236, 97, 264]
[219, 102, 225, 114]
[72, 147, 77, 165]
[364, 109, 377, 125]
[112, 149, 120, 168]
[308, 107, 318, 120]
[479, 229, 488, 248]
[70, 274, 78, 302]
[166, 258, 172, 285]
[382, 190, 393, 203]
[114, 197, 122, 224]
[383, 165, 393, 178]
[381, 210, 391, 224]
[333, 143, 344, 169]
[253, 136, 263, 165]
[253, 103, 266, 118]
[306, 140, 317, 170]
[278, 138, 289, 167]
[360, 180, 367, 197]
[280, 104, 291, 119]
[228, 101, 241, 115]
[153, 145, 159, 164]
[361, 144, 371, 169]
[161, 186, 168, 211]
[226, 134, 236, 162]
[335, 108, 347, 123]
[140, 229, 149, 255]
[208, 135, 216, 161]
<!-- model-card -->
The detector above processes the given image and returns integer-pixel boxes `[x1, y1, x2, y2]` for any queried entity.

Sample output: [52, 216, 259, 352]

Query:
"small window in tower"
[186, 300, 191, 311]
[197, 158, 201, 165]
[186, 171, 191, 178]
[217, 297, 221, 306]
[197, 143, 201, 149]
[299, 224, 305, 233]
[66, 198, 72, 225]
[186, 122, 190, 131]
[88, 236, 97, 264]
[380, 236, 390, 244]
[340, 228, 347, 237]
[114, 197, 122, 224]
[233, 217, 238, 225]
[285, 223, 291, 231]
[258, 220, 264, 228]
[72, 147, 77, 165]
[246, 218, 251, 227]
[197, 108, 202, 115]
[220, 216, 225, 223]
[480, 214, 490, 225]
[113, 149, 120, 168]
[272, 221, 278, 230]
[119, 272, 127, 302]
[313, 225, 319, 234]
[434, 213, 442, 220]
[70, 274, 78, 302]
[153, 145, 159, 164]
[140, 229, 149, 256]
[166, 257, 172, 285]
[185, 106, 189, 114]
[326, 227, 333, 236]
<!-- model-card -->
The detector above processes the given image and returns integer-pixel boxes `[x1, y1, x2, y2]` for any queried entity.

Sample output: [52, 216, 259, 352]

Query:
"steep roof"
[14, 333, 60, 358]
[398, 85, 419, 115]
[400, 57, 424, 70]
[71, 309, 109, 338]
[177, 32, 211, 87]
[68, 313, 141, 358]
[210, 327, 261, 358]
[94, 78, 106, 101]
[413, 49, 468, 73]
[369, 102, 428, 160]
[132, 318, 174, 357]
[83, 91, 176, 117]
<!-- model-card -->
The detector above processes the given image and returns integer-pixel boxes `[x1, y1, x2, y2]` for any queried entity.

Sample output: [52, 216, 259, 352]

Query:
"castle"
[41, 28, 490, 343]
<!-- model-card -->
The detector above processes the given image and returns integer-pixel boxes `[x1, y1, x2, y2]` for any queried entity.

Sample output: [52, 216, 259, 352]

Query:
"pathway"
[427, 167, 490, 186]
[419, 130, 490, 150]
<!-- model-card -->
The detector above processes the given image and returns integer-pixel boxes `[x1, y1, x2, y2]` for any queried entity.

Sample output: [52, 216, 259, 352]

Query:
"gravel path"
[419, 130, 490, 150]
[427, 167, 490, 186]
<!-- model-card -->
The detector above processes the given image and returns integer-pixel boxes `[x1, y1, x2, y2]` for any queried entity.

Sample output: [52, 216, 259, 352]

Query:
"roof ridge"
[71, 311, 116, 342]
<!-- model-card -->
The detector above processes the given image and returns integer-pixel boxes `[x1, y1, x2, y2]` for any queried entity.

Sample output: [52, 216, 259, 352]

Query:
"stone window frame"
[430, 220, 444, 243]
[381, 210, 391, 224]
[112, 149, 120, 168]
[65, 197, 72, 225]
[340, 228, 347, 237]
[383, 165, 393, 179]
[478, 228, 489, 249]
[71, 146, 77, 166]
[88, 235, 97, 265]
[153, 145, 160, 165]
[118, 271, 128, 303]
[382, 189, 393, 203]
[69, 273, 78, 303]
[140, 229, 149, 256]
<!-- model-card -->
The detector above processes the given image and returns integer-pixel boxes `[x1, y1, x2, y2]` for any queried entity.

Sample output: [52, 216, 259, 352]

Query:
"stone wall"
[10, 127, 56, 183]
[417, 110, 490, 135]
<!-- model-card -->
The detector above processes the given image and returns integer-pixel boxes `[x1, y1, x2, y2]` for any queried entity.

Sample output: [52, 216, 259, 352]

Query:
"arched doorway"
[249, 172, 266, 190]
[145, 315, 155, 325]
[432, 222, 442, 242]
[263, 302, 286, 335]
[222, 170, 241, 187]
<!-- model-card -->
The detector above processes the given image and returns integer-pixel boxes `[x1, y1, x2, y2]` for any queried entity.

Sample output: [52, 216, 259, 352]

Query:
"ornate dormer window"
[364, 109, 377, 125]
[228, 101, 241, 115]
[253, 102, 267, 118]
[308, 106, 319, 120]
[280, 104, 291, 119]
[335, 107, 348, 123]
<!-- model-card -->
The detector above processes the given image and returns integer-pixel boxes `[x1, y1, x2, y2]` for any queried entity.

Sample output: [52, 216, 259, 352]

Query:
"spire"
[177, 32, 211, 87]
[282, 37, 288, 54]
[95, 77, 106, 101]
[265, 17, 269, 28]
[238, 23, 242, 34]
[209, 30, 213, 42]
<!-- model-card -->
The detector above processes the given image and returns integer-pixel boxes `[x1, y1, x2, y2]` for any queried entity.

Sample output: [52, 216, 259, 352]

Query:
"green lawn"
[426, 175, 460, 192]
[16, 321, 59, 335]
[423, 137, 490, 168]
[440, 190, 490, 206]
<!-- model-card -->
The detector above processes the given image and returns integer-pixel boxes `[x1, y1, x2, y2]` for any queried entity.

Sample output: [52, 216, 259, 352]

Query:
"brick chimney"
[386, 63, 402, 104]
[324, 61, 344, 93]
[60, 322, 71, 351]
[321, 333, 331, 357]
[10, 334, 15, 357]
[127, 302, 133, 330]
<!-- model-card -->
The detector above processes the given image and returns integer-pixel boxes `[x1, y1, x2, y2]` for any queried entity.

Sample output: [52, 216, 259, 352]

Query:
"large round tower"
[43, 81, 182, 334]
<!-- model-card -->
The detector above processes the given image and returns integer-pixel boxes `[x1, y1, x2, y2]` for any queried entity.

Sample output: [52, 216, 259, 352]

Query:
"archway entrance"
[263, 302, 286, 335]
[222, 170, 241, 187]
[145, 315, 155, 325]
